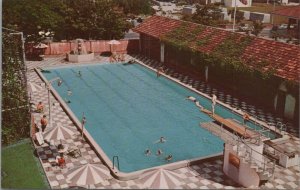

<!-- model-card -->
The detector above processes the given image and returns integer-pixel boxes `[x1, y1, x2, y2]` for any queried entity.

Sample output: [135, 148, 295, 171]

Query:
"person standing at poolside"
[211, 94, 217, 115]
[40, 115, 48, 132]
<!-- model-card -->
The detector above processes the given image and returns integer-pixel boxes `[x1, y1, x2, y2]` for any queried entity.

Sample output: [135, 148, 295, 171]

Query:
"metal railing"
[235, 138, 276, 178]
[112, 156, 120, 170]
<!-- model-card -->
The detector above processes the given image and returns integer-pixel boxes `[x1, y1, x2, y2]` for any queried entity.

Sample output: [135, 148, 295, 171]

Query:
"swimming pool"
[42, 62, 276, 174]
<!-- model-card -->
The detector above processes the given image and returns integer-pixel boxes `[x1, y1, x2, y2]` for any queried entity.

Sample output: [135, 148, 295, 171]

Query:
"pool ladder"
[112, 156, 120, 170]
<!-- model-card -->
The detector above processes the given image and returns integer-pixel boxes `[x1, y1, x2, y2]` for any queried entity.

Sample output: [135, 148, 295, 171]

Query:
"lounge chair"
[35, 131, 45, 146]
[67, 146, 82, 158]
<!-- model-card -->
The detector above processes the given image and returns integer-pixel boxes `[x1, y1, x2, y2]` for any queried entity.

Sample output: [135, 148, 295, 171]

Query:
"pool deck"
[26, 54, 300, 189]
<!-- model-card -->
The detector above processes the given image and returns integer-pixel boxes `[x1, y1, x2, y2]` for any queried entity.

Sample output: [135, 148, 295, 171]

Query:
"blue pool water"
[43, 63, 274, 172]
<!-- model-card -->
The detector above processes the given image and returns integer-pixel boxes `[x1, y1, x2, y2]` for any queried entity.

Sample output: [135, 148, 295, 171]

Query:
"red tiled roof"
[271, 6, 300, 19]
[133, 16, 300, 82]
[133, 16, 181, 38]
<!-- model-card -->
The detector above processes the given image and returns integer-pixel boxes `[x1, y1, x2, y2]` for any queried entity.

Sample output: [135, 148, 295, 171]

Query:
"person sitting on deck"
[243, 113, 250, 125]
[185, 96, 197, 102]
[156, 67, 164, 77]
[165, 155, 173, 162]
[123, 59, 134, 66]
[56, 153, 66, 168]
[38, 67, 51, 73]
[36, 101, 44, 113]
[120, 53, 125, 62]
[126, 59, 135, 65]
[110, 52, 118, 63]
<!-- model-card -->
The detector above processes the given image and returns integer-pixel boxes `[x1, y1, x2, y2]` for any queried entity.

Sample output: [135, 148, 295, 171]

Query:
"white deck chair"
[35, 131, 45, 146]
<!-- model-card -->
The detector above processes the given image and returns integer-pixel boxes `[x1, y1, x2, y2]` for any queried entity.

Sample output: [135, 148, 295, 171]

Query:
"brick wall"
[26, 39, 139, 56]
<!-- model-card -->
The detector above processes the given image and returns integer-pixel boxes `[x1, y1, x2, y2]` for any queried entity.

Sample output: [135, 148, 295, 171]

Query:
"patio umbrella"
[140, 168, 183, 189]
[43, 123, 77, 142]
[108, 40, 121, 45]
[28, 82, 44, 93]
[34, 43, 48, 49]
[66, 163, 112, 187]
[108, 40, 120, 52]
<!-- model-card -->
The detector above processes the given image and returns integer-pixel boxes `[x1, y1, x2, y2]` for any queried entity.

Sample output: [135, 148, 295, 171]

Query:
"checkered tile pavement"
[26, 55, 299, 189]
[131, 54, 299, 137]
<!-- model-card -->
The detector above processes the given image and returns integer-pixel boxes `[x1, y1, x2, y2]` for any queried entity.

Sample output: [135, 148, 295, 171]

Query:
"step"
[258, 170, 272, 181]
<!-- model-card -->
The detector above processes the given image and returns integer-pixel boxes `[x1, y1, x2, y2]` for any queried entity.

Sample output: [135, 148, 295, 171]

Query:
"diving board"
[200, 108, 257, 139]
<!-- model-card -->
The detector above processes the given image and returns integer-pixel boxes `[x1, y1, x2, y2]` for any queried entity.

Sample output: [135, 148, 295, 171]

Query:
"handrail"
[112, 156, 120, 170]
[236, 137, 276, 175]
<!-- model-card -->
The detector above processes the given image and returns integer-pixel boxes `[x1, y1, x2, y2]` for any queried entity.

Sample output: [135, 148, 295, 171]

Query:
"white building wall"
[223, 144, 260, 188]
[284, 94, 296, 119]
[224, 0, 252, 7]
[211, 0, 222, 3]
[182, 7, 196, 15]
[243, 11, 250, 20]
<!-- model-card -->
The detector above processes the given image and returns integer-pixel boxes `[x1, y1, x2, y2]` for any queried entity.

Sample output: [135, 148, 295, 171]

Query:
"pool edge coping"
[134, 59, 284, 139]
[34, 59, 284, 180]
[34, 66, 224, 180]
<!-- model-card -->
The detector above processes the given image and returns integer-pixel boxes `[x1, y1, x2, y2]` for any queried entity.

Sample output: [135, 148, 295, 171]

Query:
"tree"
[112, 0, 154, 15]
[3, 0, 66, 43]
[251, 20, 264, 36]
[3, 0, 131, 42]
[186, 4, 225, 27]
[2, 30, 30, 145]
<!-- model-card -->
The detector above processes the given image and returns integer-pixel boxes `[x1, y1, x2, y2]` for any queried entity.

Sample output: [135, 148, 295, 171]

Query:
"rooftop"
[133, 16, 300, 82]
[270, 6, 300, 19]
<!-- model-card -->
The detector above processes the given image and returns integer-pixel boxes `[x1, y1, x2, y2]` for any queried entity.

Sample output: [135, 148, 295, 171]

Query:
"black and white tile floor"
[131, 54, 299, 137]
[27, 55, 299, 189]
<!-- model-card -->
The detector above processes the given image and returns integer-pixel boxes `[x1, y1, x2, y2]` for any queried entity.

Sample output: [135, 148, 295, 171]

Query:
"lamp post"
[47, 77, 63, 128]
[271, 0, 276, 25]
[81, 113, 86, 139]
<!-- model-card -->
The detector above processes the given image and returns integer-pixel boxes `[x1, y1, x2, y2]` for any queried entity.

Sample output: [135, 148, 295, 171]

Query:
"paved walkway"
[131, 54, 299, 137]
[27, 55, 299, 189]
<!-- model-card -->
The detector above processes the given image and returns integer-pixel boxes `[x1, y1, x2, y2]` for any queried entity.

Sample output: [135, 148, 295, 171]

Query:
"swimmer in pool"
[165, 155, 173, 162]
[160, 137, 166, 143]
[195, 101, 204, 110]
[77, 71, 82, 77]
[157, 149, 163, 156]
[145, 149, 151, 156]
[185, 96, 197, 102]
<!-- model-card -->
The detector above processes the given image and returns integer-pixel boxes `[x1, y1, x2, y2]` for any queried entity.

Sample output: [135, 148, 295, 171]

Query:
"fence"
[25, 39, 139, 56]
